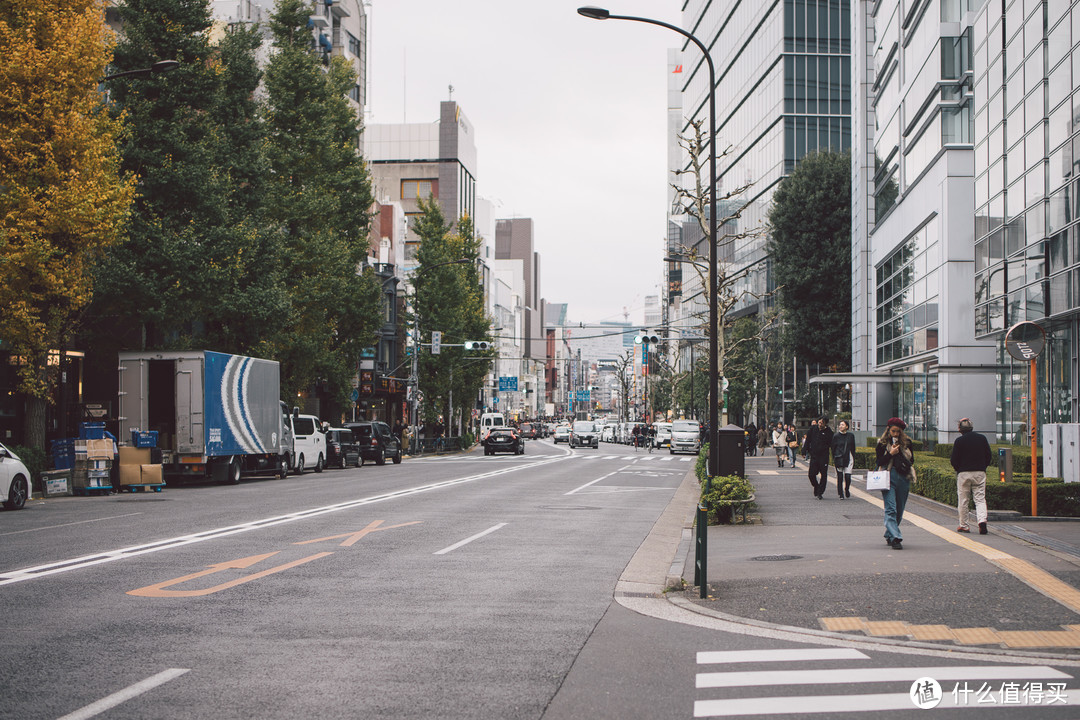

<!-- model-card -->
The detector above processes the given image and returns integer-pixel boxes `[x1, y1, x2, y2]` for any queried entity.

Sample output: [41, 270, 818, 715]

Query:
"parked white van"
[289, 412, 326, 474]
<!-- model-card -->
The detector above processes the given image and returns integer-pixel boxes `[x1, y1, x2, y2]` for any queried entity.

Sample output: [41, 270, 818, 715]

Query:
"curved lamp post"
[579, 6, 718, 597]
[102, 60, 179, 82]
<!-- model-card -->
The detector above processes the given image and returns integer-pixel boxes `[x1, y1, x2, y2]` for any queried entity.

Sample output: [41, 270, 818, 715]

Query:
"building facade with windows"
[679, 0, 853, 318]
[971, 0, 1078, 434]
[849, 0, 998, 445]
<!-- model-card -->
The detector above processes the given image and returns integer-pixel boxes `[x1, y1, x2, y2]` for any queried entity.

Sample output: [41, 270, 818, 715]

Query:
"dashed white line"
[57, 668, 190, 720]
[434, 523, 508, 555]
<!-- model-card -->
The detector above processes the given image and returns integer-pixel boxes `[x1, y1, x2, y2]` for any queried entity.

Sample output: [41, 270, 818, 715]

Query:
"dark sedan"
[325, 428, 361, 468]
[483, 426, 524, 455]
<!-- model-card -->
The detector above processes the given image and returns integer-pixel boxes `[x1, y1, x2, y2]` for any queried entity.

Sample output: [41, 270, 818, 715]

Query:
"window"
[401, 179, 434, 200]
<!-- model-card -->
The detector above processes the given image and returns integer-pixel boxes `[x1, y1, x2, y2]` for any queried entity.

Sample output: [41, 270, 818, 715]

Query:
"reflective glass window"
[1048, 100, 1070, 150]
[1048, 16, 1070, 69]
[1024, 51, 1045, 95]
[1026, 162, 1046, 208]
[1048, 59, 1070, 110]
[1025, 127, 1045, 173]
[1049, 228, 1070, 274]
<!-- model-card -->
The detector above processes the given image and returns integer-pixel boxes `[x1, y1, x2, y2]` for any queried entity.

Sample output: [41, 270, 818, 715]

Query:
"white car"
[289, 413, 326, 474]
[670, 420, 702, 454]
[553, 424, 571, 444]
[654, 422, 673, 448]
[0, 442, 31, 510]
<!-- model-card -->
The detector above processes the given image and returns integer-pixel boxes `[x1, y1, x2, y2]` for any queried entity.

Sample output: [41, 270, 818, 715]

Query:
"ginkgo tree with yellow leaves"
[0, 0, 135, 450]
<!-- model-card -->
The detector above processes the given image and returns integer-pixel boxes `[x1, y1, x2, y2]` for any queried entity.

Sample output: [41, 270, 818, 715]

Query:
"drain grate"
[751, 554, 803, 561]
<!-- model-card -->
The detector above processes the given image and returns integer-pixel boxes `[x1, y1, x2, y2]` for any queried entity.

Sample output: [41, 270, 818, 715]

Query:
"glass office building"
[679, 0, 852, 316]
[850, 0, 1001, 444]
[973, 0, 1078, 434]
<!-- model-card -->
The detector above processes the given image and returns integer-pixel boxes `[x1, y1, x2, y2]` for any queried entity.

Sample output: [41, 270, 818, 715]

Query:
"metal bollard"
[695, 503, 708, 598]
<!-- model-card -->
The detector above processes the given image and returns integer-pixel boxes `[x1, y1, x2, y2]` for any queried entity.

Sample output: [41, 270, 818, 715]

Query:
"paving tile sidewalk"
[676, 453, 1080, 653]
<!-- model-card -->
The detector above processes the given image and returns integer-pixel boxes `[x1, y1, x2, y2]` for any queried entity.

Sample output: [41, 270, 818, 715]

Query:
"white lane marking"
[56, 668, 190, 720]
[0, 512, 144, 537]
[0, 457, 569, 587]
[434, 523, 508, 555]
[565, 467, 631, 495]
[694, 689, 1080, 717]
[696, 664, 1070, 689]
[697, 648, 869, 664]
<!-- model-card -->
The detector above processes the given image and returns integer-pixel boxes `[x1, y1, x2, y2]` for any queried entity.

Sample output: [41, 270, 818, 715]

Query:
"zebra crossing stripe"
[696, 665, 1069, 689]
[695, 689, 1080, 717]
[697, 649, 868, 664]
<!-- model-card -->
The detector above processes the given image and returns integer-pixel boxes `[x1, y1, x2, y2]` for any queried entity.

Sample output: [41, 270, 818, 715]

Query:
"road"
[0, 439, 688, 719]
[3, 440, 1080, 719]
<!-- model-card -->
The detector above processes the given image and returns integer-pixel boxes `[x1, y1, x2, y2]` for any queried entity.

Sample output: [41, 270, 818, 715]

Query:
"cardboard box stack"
[118, 446, 164, 487]
[73, 438, 115, 491]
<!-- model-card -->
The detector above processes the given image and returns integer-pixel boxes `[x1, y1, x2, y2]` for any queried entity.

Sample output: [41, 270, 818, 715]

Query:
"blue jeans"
[881, 468, 911, 542]
[787, 447, 797, 466]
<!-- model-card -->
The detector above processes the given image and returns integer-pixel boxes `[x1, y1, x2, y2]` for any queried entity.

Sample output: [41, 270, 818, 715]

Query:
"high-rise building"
[679, 0, 853, 317]
[971, 0, 1078, 433]
[849, 0, 998, 443]
[495, 219, 548, 415]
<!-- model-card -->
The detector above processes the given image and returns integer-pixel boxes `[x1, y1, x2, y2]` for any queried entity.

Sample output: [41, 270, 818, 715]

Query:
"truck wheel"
[314, 454, 324, 473]
[4, 476, 28, 510]
[294, 454, 305, 475]
[226, 459, 241, 484]
[375, 449, 386, 466]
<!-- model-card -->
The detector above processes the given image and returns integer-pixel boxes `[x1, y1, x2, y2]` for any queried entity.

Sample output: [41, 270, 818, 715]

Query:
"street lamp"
[579, 6, 719, 598]
[102, 60, 180, 82]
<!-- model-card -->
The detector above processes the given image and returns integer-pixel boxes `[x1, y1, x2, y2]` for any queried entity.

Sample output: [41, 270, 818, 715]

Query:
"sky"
[366, 1, 681, 327]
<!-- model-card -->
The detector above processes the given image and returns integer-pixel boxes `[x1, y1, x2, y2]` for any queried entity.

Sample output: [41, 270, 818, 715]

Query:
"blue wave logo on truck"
[204, 351, 281, 457]
[221, 356, 266, 454]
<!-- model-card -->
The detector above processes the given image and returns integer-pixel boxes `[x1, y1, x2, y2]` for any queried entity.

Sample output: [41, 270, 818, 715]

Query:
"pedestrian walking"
[804, 417, 834, 498]
[757, 426, 769, 455]
[830, 420, 856, 498]
[877, 417, 916, 550]
[771, 422, 787, 468]
[745, 422, 758, 456]
[786, 423, 798, 468]
[951, 417, 993, 534]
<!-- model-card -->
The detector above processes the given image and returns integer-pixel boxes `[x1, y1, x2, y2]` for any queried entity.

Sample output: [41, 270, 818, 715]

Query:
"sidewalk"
[674, 454, 1080, 655]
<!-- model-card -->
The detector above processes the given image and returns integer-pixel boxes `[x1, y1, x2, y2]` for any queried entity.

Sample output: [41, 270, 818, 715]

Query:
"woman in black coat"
[830, 420, 857, 498]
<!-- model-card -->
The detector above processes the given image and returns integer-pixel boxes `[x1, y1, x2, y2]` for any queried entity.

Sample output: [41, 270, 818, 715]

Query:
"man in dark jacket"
[951, 417, 993, 534]
[804, 416, 834, 499]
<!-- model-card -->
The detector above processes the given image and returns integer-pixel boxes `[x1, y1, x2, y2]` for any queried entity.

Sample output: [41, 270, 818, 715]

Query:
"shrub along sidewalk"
[854, 441, 1071, 517]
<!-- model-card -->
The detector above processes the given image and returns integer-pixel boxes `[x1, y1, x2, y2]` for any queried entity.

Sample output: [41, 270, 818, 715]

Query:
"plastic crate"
[131, 430, 159, 448]
[51, 438, 76, 470]
[79, 422, 107, 440]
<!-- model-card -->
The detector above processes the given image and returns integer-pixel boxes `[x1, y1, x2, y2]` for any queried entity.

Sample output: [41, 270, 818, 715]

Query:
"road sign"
[498, 376, 518, 392]
[350, 388, 359, 401]
[431, 331, 442, 355]
[1005, 321, 1046, 361]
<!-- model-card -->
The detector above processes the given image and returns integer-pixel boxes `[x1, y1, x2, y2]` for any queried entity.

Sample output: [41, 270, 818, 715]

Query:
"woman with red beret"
[875, 417, 916, 550]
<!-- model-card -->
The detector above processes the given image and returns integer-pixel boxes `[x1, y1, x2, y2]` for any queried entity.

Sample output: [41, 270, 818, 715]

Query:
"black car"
[325, 428, 361, 468]
[483, 426, 524, 455]
[569, 421, 599, 449]
[345, 421, 402, 466]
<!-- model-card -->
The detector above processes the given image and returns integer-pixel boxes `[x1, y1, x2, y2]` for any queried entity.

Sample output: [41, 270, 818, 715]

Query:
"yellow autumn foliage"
[0, 0, 135, 398]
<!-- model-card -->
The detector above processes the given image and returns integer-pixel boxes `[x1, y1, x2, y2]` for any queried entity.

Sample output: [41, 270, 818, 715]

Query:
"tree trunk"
[22, 393, 46, 452]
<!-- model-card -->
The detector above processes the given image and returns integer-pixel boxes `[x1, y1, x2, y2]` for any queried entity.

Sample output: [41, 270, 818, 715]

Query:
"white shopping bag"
[866, 470, 891, 491]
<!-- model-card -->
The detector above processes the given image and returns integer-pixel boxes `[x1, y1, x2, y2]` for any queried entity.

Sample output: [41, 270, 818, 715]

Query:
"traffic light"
[464, 341, 490, 350]
[634, 334, 660, 345]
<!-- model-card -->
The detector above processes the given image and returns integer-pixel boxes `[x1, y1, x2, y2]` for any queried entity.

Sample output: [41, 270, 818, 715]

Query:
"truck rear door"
[174, 356, 205, 454]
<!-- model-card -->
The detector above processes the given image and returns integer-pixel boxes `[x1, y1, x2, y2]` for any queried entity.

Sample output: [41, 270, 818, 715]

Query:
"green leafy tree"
[768, 149, 853, 369]
[0, 0, 135, 448]
[411, 198, 492, 432]
[91, 0, 286, 358]
[263, 0, 381, 405]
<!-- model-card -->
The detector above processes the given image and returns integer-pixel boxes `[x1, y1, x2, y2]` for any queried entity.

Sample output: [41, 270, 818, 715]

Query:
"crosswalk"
[566, 453, 694, 462]
[693, 646, 1079, 717]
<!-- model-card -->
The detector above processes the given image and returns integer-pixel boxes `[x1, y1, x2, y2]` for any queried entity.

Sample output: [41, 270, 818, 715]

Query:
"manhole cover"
[751, 554, 802, 561]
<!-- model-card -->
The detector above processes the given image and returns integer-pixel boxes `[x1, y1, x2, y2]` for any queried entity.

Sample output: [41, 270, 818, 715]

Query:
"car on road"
[346, 421, 402, 466]
[553, 424, 571, 444]
[325, 428, 361, 468]
[569, 421, 599, 449]
[670, 420, 702, 454]
[519, 422, 538, 440]
[290, 413, 326, 474]
[483, 426, 524, 455]
[654, 422, 673, 448]
[0, 442, 30, 510]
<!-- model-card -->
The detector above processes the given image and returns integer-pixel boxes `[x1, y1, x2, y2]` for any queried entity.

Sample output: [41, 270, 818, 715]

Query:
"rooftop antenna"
[448, 83, 454, 101]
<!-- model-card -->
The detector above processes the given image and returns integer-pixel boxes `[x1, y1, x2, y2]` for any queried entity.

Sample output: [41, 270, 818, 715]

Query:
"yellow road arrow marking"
[127, 551, 332, 598]
[294, 519, 423, 547]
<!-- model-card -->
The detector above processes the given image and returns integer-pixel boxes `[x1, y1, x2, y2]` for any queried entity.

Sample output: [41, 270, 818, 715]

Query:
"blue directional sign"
[498, 376, 518, 392]
[573, 390, 591, 402]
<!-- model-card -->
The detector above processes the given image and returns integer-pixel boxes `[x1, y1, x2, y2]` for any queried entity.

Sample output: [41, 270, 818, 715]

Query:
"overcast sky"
[367, 0, 681, 327]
